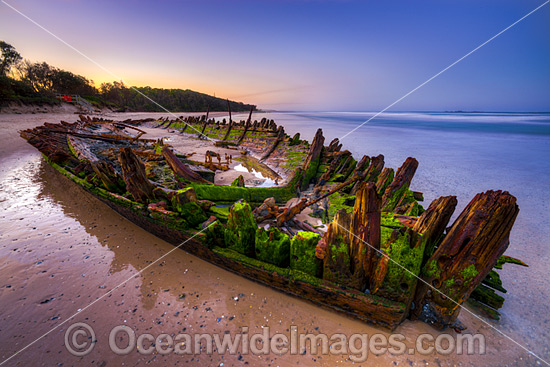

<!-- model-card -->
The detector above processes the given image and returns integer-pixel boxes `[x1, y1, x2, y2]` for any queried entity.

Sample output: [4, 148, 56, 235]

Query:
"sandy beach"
[0, 111, 545, 366]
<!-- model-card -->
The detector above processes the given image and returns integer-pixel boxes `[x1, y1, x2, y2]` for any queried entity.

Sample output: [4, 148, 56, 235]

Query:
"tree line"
[0, 41, 255, 112]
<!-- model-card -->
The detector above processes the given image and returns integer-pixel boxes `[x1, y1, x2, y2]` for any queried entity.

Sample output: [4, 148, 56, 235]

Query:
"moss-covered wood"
[301, 128, 325, 189]
[349, 182, 381, 290]
[382, 157, 418, 212]
[413, 190, 519, 329]
[255, 226, 291, 267]
[371, 227, 426, 309]
[290, 231, 322, 277]
[190, 169, 301, 204]
[224, 199, 257, 257]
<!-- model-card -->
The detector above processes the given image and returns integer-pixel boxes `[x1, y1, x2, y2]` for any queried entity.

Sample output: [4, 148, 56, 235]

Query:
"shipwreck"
[20, 110, 527, 330]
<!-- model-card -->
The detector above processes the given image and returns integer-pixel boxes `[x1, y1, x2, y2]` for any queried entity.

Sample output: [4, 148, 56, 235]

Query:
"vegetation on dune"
[0, 41, 255, 112]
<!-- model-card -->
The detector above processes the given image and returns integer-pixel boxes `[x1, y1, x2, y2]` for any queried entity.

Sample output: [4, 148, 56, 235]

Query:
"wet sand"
[0, 112, 542, 366]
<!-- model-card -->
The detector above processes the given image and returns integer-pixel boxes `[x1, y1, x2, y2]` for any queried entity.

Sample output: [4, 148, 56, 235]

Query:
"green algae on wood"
[213, 247, 291, 278]
[322, 236, 352, 285]
[289, 132, 301, 146]
[224, 200, 258, 257]
[481, 270, 506, 293]
[301, 128, 324, 190]
[231, 175, 245, 187]
[255, 226, 291, 267]
[202, 220, 226, 249]
[469, 284, 505, 310]
[375, 168, 394, 197]
[372, 228, 426, 304]
[190, 169, 301, 204]
[414, 190, 519, 329]
[208, 205, 230, 222]
[170, 187, 208, 226]
[290, 231, 322, 277]
[327, 192, 355, 222]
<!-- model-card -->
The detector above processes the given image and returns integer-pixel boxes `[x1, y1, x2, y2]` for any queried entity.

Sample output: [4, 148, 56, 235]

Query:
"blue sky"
[1, 0, 549, 111]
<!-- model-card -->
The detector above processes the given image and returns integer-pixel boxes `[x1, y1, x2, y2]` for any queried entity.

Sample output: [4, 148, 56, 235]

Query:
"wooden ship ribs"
[20, 114, 527, 330]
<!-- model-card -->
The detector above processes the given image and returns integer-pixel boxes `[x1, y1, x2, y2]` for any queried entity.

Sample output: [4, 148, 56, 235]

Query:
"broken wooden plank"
[414, 190, 519, 329]
[222, 99, 233, 141]
[260, 125, 285, 161]
[301, 128, 325, 189]
[236, 107, 254, 145]
[161, 146, 210, 184]
[349, 182, 382, 290]
[118, 147, 155, 203]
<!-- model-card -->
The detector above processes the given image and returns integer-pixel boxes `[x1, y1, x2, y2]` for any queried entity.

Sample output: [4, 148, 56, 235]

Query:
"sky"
[1, 0, 549, 111]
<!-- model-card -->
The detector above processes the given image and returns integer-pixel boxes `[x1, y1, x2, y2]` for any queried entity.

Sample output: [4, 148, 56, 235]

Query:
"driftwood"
[413, 190, 519, 328]
[112, 122, 147, 141]
[294, 219, 321, 234]
[236, 107, 254, 145]
[253, 197, 281, 223]
[260, 125, 285, 161]
[161, 146, 210, 184]
[222, 100, 233, 140]
[118, 147, 155, 203]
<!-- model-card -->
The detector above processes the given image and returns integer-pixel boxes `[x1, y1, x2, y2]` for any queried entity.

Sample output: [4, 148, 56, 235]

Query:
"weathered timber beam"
[349, 182, 381, 290]
[301, 128, 325, 190]
[382, 157, 418, 211]
[260, 125, 285, 161]
[198, 107, 210, 139]
[222, 100, 233, 141]
[412, 195, 457, 261]
[118, 147, 155, 203]
[161, 146, 210, 184]
[236, 107, 254, 145]
[50, 130, 154, 144]
[350, 154, 385, 195]
[375, 167, 394, 196]
[412, 190, 519, 328]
